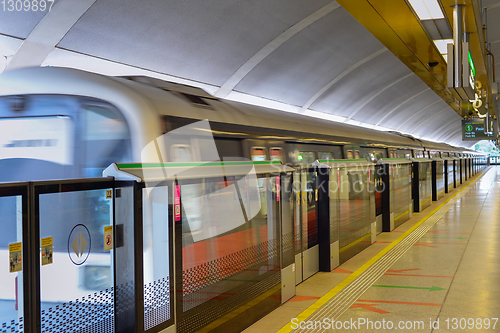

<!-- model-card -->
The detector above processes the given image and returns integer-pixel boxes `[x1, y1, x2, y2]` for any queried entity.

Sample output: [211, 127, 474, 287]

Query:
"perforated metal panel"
[40, 289, 114, 333]
[182, 239, 279, 312]
[178, 273, 280, 333]
[0, 317, 22, 333]
[144, 277, 171, 331]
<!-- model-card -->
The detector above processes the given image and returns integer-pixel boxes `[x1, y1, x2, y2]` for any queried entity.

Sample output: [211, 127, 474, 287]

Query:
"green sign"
[462, 119, 497, 141]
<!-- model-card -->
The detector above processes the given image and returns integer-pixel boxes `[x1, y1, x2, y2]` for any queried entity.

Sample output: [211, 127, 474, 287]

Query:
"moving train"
[0, 67, 485, 180]
[0, 66, 488, 267]
[0, 67, 489, 331]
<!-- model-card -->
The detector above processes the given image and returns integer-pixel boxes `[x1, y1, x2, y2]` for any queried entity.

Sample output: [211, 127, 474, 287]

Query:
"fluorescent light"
[408, 0, 444, 20]
[433, 39, 453, 54]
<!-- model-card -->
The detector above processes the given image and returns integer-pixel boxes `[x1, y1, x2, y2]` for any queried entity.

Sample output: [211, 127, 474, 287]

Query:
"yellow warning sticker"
[104, 226, 113, 251]
[106, 189, 112, 199]
[9, 242, 22, 273]
[41, 237, 53, 266]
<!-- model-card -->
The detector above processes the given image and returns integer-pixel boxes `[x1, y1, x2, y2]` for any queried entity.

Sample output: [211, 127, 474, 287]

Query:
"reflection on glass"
[338, 169, 372, 248]
[39, 189, 113, 333]
[303, 172, 317, 250]
[143, 186, 171, 330]
[181, 176, 279, 312]
[0, 196, 23, 330]
[298, 151, 316, 164]
[391, 164, 411, 223]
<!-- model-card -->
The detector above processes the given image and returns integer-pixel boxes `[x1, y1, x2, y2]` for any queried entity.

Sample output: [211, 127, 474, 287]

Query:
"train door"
[294, 168, 319, 284]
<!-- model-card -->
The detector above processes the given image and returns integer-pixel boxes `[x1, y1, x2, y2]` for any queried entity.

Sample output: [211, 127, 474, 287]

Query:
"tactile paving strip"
[295, 172, 481, 333]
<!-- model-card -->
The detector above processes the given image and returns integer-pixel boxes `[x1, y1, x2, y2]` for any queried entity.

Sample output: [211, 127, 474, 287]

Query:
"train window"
[298, 151, 316, 164]
[346, 150, 354, 159]
[390, 152, 395, 158]
[170, 144, 193, 162]
[354, 151, 361, 159]
[83, 104, 131, 177]
[251, 147, 267, 161]
[270, 148, 285, 163]
[318, 152, 333, 161]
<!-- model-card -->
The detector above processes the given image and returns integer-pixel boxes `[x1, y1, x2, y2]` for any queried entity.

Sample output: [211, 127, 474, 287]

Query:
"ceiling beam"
[6, 0, 97, 71]
[396, 98, 443, 131]
[300, 47, 387, 112]
[345, 72, 413, 120]
[215, 1, 341, 98]
[374, 87, 430, 126]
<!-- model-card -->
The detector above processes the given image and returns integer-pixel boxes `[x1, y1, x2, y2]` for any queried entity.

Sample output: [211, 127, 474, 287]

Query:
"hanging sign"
[462, 119, 497, 141]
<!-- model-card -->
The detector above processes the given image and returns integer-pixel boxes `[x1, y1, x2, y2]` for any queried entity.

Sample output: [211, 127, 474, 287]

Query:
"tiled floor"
[244, 167, 498, 333]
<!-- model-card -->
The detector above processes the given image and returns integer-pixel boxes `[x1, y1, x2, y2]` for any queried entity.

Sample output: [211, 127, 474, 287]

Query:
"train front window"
[0, 95, 132, 181]
[354, 150, 361, 159]
[82, 104, 131, 177]
[0, 95, 80, 182]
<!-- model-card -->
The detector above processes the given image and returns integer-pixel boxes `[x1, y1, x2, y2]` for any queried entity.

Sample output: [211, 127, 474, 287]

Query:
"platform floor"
[245, 166, 499, 333]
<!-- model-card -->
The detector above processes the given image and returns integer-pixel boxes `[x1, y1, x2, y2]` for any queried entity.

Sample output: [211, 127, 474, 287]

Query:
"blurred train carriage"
[0, 67, 488, 322]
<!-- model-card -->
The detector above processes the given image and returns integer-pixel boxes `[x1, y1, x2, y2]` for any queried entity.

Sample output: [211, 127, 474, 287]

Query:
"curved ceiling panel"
[59, 0, 307, 86]
[309, 51, 411, 117]
[233, 7, 384, 106]
[414, 112, 459, 138]
[1, 0, 482, 148]
[0, 11, 46, 39]
[381, 90, 441, 129]
[399, 103, 451, 134]
[395, 99, 448, 132]
[350, 75, 430, 124]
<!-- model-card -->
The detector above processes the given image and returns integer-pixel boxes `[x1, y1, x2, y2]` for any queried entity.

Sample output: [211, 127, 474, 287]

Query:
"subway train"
[0, 66, 485, 180]
[0, 66, 488, 262]
[0, 67, 489, 331]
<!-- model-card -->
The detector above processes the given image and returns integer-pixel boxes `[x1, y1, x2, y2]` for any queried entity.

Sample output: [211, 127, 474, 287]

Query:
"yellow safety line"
[339, 234, 371, 254]
[421, 198, 431, 205]
[277, 169, 486, 333]
[394, 210, 409, 222]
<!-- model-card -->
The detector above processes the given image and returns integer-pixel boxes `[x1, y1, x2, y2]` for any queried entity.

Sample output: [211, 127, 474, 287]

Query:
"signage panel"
[462, 119, 497, 141]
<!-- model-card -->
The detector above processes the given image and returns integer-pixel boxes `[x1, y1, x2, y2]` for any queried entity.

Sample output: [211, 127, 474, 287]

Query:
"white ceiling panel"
[58, 0, 326, 86]
[309, 51, 412, 117]
[1, 0, 489, 147]
[381, 91, 443, 129]
[233, 7, 385, 106]
[0, 11, 47, 39]
[350, 76, 431, 124]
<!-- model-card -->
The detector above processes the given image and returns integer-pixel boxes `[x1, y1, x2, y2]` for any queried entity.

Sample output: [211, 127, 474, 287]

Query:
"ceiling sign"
[462, 119, 497, 141]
